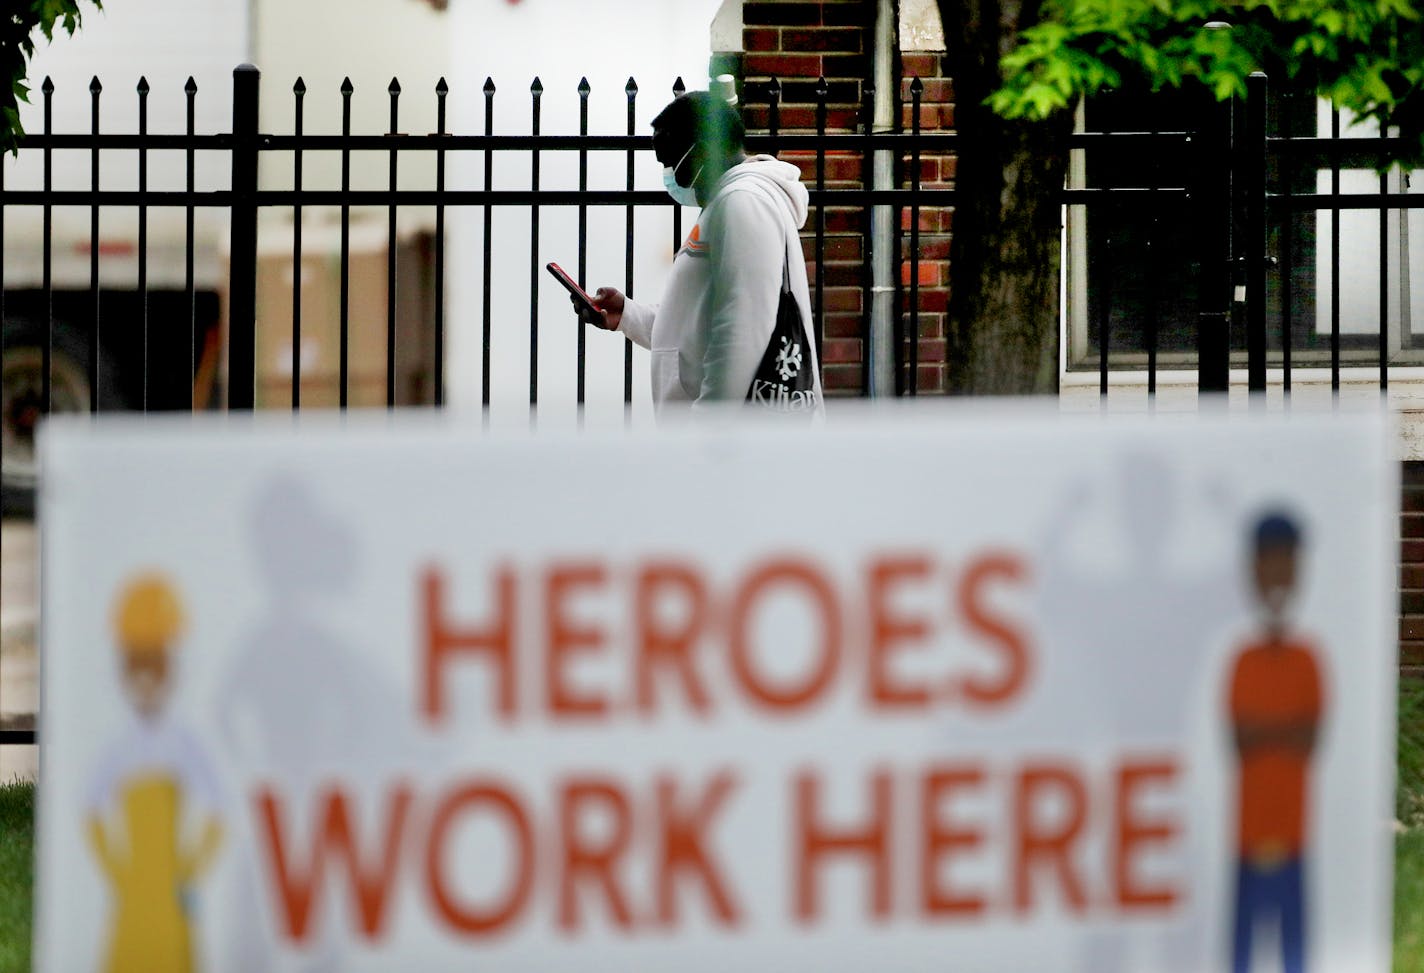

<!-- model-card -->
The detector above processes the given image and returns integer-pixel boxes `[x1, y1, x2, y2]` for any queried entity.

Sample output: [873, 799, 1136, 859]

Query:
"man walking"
[578, 90, 823, 415]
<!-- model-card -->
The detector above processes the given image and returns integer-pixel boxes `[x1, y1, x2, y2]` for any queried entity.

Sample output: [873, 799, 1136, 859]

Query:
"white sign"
[36, 408, 1395, 971]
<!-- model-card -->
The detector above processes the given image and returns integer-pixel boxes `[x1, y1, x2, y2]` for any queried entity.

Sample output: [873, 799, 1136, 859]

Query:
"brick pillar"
[1403, 463, 1424, 678]
[898, 53, 953, 394]
[730, 1, 954, 396]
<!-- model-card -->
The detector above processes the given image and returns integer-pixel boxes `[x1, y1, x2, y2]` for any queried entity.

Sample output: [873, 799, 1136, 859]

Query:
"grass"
[1399, 680, 1424, 973]
[1399, 829, 1424, 973]
[0, 778, 34, 973]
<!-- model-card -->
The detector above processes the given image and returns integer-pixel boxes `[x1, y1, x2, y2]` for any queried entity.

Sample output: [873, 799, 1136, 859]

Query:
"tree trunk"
[938, 0, 1073, 394]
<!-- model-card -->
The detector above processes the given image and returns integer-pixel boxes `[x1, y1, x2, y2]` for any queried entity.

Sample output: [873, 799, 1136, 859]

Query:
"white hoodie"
[618, 156, 825, 415]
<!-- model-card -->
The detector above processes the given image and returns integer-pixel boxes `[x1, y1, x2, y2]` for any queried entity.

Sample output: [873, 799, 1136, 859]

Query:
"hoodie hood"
[713, 155, 810, 229]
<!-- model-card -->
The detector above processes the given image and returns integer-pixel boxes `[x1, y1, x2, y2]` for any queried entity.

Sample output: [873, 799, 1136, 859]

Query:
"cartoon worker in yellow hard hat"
[86, 573, 223, 973]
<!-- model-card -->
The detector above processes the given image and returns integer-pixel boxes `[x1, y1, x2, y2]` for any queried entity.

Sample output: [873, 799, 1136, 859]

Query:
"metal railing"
[7, 63, 1407, 743]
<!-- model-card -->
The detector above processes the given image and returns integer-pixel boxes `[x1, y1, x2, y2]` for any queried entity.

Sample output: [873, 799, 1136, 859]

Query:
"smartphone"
[546, 262, 602, 320]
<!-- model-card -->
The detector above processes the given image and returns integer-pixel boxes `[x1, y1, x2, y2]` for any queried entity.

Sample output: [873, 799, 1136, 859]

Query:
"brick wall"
[898, 52, 952, 394]
[725, 0, 954, 396]
[1403, 463, 1424, 678]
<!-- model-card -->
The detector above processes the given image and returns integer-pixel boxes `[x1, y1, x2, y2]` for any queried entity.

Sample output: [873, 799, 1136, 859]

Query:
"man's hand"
[574, 287, 624, 331]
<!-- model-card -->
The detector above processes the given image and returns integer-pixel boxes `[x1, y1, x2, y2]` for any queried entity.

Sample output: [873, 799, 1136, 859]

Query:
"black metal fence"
[0, 64, 1420, 744]
[1087, 71, 1424, 399]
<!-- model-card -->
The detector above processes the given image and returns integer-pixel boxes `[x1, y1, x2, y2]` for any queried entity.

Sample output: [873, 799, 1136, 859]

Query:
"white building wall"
[3, 0, 452, 285]
[5, 0, 251, 286]
[443, 0, 722, 422]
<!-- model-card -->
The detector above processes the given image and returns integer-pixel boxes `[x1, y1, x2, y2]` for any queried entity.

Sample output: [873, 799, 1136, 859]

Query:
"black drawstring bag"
[744, 248, 819, 412]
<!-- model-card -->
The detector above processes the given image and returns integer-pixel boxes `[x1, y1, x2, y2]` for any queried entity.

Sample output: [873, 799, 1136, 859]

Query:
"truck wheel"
[2, 326, 93, 519]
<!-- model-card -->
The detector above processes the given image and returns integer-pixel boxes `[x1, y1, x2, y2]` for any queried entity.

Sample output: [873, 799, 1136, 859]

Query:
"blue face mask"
[663, 144, 702, 207]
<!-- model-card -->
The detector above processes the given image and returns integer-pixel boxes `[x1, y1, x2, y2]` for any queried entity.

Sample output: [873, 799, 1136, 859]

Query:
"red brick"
[785, 154, 866, 183]
[743, 2, 822, 27]
[1404, 486, 1424, 512]
[912, 313, 947, 338]
[918, 79, 955, 103]
[901, 206, 953, 232]
[822, 311, 864, 337]
[910, 288, 950, 313]
[901, 260, 944, 287]
[1405, 540, 1424, 564]
[816, 285, 862, 311]
[910, 235, 952, 260]
[1403, 565, 1424, 588]
[904, 157, 939, 184]
[744, 53, 823, 78]
[817, 262, 866, 287]
[900, 53, 943, 78]
[902, 312, 947, 344]
[902, 77, 953, 100]
[822, 337, 863, 364]
[815, 206, 863, 232]
[802, 236, 863, 262]
[1405, 592, 1424, 615]
[901, 104, 944, 129]
[1406, 514, 1424, 539]
[910, 364, 948, 393]
[1403, 641, 1424, 665]
[780, 27, 862, 53]
[745, 105, 860, 131]
[822, 363, 864, 393]
[743, 27, 779, 52]
[784, 155, 814, 180]
[902, 336, 948, 359]
[822, 155, 866, 182]
[939, 155, 957, 179]
[1403, 616, 1424, 641]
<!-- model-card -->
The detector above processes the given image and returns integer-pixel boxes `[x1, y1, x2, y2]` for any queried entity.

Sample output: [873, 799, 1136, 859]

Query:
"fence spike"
[625, 76, 638, 96]
[673, 76, 686, 96]
[341, 76, 353, 94]
[578, 76, 591, 96]
[41, 76, 54, 94]
[185, 76, 197, 94]
[909, 75, 924, 94]
[436, 77, 448, 95]
[137, 76, 149, 94]
[530, 76, 543, 95]
[89, 76, 102, 94]
[767, 76, 781, 97]
[483, 76, 495, 94]
[293, 77, 306, 95]
[389, 77, 401, 95]
[816, 76, 829, 97]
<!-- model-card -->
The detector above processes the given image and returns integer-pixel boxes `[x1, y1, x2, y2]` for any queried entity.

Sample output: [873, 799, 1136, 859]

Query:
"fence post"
[1195, 86, 1232, 395]
[1245, 71, 1268, 395]
[228, 64, 259, 410]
